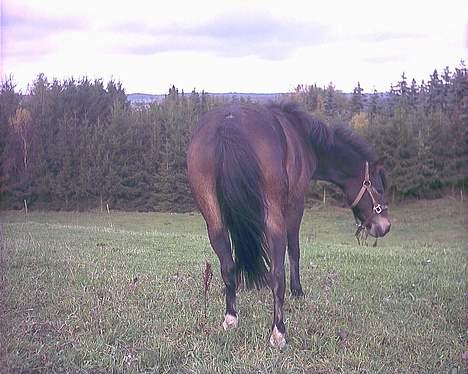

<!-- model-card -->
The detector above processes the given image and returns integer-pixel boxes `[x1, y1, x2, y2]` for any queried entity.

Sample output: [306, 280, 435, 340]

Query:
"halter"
[350, 161, 387, 214]
[350, 161, 388, 245]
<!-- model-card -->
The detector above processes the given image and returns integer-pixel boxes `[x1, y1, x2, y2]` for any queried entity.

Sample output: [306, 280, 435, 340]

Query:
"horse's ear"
[374, 158, 385, 172]
[373, 158, 387, 189]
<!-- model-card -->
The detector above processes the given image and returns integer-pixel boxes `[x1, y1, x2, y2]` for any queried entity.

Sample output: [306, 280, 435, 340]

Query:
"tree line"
[0, 63, 467, 212]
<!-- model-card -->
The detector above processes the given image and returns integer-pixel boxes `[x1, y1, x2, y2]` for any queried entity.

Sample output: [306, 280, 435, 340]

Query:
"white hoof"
[269, 326, 286, 349]
[222, 314, 238, 330]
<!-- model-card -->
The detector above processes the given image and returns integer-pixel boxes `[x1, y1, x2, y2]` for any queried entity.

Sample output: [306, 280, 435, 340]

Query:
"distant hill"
[127, 93, 165, 104]
[127, 92, 285, 105]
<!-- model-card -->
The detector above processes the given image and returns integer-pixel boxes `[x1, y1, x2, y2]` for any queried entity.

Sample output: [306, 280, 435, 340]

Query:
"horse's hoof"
[269, 326, 286, 349]
[222, 314, 238, 330]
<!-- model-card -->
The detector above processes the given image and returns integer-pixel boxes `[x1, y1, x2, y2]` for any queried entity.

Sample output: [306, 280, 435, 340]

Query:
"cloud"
[3, 3, 85, 57]
[360, 31, 425, 43]
[363, 55, 402, 64]
[109, 12, 332, 60]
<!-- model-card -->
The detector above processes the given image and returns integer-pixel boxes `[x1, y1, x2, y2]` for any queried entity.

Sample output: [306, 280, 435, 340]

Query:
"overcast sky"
[2, 0, 467, 94]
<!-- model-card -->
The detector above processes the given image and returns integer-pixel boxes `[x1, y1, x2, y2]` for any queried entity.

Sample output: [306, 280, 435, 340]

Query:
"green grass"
[0, 199, 466, 373]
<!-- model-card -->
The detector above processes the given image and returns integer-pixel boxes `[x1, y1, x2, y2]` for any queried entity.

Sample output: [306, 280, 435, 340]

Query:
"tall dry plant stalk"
[202, 261, 213, 319]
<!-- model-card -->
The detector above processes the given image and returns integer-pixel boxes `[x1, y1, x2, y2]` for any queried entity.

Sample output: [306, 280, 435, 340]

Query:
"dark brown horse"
[187, 102, 390, 348]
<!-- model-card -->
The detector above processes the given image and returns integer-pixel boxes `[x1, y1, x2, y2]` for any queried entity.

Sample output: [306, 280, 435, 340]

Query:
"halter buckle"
[373, 204, 383, 214]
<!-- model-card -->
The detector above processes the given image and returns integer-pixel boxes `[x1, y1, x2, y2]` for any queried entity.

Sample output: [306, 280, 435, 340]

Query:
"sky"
[1, 0, 467, 94]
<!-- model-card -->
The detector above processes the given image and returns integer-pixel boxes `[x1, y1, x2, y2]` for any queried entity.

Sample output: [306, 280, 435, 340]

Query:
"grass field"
[0, 198, 467, 373]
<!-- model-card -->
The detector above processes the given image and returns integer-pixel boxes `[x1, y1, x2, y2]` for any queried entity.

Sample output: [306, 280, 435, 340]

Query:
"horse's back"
[190, 103, 282, 149]
[188, 103, 287, 184]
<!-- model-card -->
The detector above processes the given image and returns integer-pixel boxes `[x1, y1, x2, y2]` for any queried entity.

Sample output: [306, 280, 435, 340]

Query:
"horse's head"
[345, 160, 391, 238]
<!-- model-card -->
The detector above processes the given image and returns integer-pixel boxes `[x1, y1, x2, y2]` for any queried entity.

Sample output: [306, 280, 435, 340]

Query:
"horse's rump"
[214, 121, 270, 289]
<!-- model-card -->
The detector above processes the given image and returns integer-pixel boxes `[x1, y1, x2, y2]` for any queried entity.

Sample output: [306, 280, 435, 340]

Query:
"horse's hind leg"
[286, 201, 305, 297]
[196, 192, 238, 328]
[267, 203, 288, 348]
[206, 222, 238, 329]
[187, 130, 237, 329]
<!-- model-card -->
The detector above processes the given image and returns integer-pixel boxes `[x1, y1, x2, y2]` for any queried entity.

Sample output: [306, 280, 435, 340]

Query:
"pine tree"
[323, 83, 337, 118]
[0, 79, 21, 206]
[367, 89, 379, 127]
[396, 73, 410, 113]
[351, 82, 365, 115]
[427, 69, 444, 113]
[409, 78, 419, 109]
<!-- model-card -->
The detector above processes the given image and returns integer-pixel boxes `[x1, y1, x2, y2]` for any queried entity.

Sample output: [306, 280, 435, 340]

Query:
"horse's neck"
[313, 159, 343, 187]
[313, 150, 359, 189]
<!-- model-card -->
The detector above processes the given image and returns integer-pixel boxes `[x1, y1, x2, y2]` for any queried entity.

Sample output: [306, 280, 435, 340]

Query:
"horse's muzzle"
[368, 216, 391, 237]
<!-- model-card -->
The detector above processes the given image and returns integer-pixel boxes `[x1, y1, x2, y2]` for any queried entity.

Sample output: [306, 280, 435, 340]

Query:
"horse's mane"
[270, 101, 377, 162]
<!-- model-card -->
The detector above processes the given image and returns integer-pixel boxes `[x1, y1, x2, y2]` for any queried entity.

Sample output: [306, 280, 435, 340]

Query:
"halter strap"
[350, 161, 386, 215]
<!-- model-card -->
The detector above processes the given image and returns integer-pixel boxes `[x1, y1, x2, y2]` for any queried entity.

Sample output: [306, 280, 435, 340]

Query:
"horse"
[186, 101, 391, 348]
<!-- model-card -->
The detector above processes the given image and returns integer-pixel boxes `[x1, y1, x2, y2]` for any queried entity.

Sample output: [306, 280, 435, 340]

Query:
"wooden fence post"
[106, 203, 113, 228]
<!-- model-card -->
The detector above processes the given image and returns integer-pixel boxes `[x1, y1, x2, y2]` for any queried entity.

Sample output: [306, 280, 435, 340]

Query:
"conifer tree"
[323, 82, 337, 118]
[351, 82, 365, 115]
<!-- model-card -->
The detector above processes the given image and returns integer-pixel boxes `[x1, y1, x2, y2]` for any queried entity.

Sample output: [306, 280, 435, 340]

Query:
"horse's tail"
[215, 125, 270, 289]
